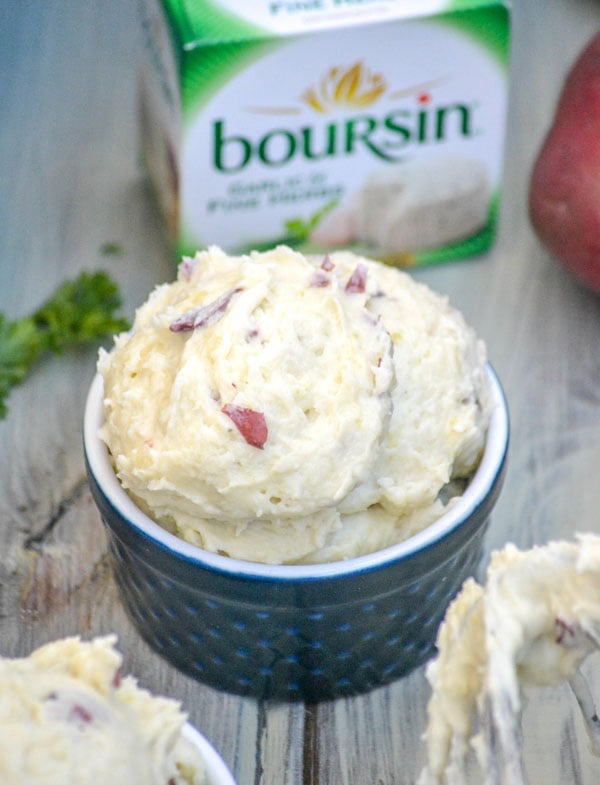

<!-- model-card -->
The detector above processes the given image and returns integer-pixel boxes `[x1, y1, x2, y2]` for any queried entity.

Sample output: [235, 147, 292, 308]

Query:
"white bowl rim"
[83, 364, 508, 581]
[182, 722, 237, 785]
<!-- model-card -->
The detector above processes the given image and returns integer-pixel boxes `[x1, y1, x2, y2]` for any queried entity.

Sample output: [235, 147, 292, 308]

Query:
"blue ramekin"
[84, 364, 508, 702]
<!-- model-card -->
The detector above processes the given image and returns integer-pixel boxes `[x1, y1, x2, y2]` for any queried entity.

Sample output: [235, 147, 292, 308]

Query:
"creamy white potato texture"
[99, 245, 491, 564]
[418, 535, 600, 785]
[0, 636, 205, 785]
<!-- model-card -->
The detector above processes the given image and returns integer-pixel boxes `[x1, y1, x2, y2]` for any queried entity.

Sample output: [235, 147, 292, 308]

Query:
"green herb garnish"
[0, 271, 129, 419]
[100, 242, 123, 256]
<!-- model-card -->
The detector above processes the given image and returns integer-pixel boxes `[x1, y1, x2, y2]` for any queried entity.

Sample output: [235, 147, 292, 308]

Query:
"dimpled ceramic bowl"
[83, 364, 508, 702]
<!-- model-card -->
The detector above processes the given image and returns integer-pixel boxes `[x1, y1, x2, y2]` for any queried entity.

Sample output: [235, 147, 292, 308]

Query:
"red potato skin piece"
[70, 704, 94, 723]
[529, 31, 600, 292]
[345, 263, 368, 293]
[222, 404, 268, 449]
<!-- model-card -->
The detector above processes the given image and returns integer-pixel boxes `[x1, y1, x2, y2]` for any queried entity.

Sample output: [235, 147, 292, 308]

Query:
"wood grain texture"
[2, 1, 600, 783]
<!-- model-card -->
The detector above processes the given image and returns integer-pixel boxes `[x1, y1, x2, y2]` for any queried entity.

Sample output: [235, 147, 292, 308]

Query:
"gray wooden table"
[2, 1, 600, 783]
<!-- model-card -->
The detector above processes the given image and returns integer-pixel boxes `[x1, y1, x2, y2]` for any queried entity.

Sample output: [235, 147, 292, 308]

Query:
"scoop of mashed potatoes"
[98, 245, 491, 564]
[0, 636, 205, 785]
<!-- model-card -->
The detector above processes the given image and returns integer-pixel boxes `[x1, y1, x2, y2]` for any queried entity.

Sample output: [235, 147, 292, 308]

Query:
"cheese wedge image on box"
[138, 0, 510, 266]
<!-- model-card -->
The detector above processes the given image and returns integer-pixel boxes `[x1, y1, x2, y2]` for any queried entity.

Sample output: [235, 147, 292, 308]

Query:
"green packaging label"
[140, 0, 510, 265]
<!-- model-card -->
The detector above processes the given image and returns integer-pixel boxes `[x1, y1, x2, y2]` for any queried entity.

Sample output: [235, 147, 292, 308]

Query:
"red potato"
[529, 31, 600, 292]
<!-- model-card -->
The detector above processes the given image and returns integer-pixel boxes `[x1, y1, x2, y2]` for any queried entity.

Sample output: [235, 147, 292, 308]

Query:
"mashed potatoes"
[0, 636, 205, 785]
[98, 246, 491, 564]
[418, 535, 600, 785]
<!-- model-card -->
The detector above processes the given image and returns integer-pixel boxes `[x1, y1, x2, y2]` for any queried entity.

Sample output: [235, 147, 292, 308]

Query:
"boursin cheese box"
[138, 0, 511, 266]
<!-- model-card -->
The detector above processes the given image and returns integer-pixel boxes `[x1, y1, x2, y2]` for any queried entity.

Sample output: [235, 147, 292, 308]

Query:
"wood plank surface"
[2, 1, 600, 783]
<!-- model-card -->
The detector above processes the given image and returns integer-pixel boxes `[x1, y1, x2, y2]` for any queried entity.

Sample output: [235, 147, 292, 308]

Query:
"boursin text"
[212, 93, 479, 173]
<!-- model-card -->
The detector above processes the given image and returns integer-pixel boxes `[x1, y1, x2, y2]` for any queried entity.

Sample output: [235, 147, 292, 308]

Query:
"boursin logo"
[300, 61, 387, 113]
[212, 61, 478, 173]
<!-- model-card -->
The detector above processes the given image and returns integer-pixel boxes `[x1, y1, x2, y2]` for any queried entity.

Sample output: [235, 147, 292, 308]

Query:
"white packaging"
[138, 0, 511, 266]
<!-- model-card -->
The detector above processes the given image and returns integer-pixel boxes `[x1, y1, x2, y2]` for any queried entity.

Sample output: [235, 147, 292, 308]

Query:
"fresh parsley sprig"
[0, 271, 129, 419]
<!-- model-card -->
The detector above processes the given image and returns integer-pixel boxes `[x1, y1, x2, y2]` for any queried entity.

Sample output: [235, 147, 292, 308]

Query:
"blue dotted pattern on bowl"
[86, 443, 504, 701]
[107, 526, 486, 701]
